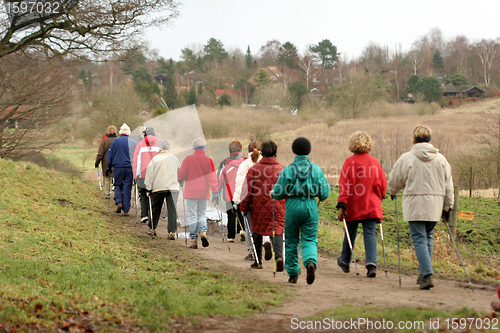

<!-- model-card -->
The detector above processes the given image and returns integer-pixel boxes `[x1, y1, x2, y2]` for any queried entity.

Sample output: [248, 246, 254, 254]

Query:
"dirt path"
[122, 203, 497, 332]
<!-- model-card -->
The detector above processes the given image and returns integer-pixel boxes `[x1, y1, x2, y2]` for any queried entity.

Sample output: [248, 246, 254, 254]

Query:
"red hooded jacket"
[178, 150, 218, 199]
[218, 152, 245, 201]
[338, 153, 387, 222]
[240, 157, 285, 236]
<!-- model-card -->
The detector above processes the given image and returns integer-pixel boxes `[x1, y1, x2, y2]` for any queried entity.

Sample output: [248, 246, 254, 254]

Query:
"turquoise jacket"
[272, 155, 330, 201]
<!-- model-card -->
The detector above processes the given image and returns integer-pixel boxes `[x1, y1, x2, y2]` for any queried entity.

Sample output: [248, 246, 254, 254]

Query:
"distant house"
[465, 86, 484, 98]
[0, 105, 37, 129]
[215, 89, 235, 97]
[443, 84, 459, 97]
[312, 69, 339, 91]
[154, 74, 168, 86]
[263, 66, 283, 83]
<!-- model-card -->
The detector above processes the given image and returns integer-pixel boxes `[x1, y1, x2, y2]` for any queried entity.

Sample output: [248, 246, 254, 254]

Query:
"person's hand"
[95, 163, 99, 169]
[232, 203, 239, 211]
[269, 190, 274, 198]
[337, 207, 345, 221]
[391, 194, 397, 200]
[442, 209, 451, 223]
[106, 169, 111, 177]
[212, 191, 219, 206]
[178, 180, 185, 187]
[146, 190, 152, 197]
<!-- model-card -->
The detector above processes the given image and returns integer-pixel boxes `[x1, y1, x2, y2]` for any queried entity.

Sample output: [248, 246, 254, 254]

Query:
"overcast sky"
[145, 0, 500, 61]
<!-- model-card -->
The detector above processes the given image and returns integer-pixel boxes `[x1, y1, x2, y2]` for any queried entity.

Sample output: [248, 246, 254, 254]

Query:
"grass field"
[0, 158, 289, 331]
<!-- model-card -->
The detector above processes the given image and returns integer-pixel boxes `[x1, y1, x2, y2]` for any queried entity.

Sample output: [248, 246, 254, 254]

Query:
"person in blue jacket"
[271, 137, 330, 285]
[107, 123, 137, 216]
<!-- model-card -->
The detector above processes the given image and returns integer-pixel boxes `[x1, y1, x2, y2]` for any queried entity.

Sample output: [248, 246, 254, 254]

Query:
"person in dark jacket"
[336, 131, 387, 278]
[240, 140, 285, 270]
[216, 141, 246, 242]
[95, 125, 117, 191]
[107, 123, 137, 216]
[133, 127, 160, 224]
[177, 138, 218, 249]
[272, 137, 330, 284]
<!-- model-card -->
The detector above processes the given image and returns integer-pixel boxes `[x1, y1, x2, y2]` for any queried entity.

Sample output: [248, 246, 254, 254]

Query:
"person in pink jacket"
[336, 131, 387, 278]
[178, 138, 218, 249]
[133, 127, 160, 224]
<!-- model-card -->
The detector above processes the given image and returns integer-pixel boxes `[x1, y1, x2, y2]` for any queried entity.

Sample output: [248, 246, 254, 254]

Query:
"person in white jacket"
[388, 125, 454, 290]
[233, 141, 271, 261]
[144, 139, 181, 240]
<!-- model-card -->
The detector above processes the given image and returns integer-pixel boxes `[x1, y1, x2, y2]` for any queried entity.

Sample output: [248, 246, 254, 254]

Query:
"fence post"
[449, 185, 459, 240]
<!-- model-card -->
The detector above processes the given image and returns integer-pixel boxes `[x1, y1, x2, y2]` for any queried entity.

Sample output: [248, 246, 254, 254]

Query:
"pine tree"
[163, 59, 177, 110]
[245, 45, 253, 69]
[188, 85, 198, 105]
[432, 49, 444, 70]
[197, 83, 204, 96]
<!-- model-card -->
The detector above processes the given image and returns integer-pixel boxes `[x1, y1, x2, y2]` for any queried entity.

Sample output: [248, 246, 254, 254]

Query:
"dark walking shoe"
[288, 275, 298, 284]
[367, 265, 377, 278]
[419, 274, 434, 290]
[250, 262, 263, 269]
[123, 211, 129, 216]
[115, 202, 123, 213]
[263, 241, 272, 261]
[244, 254, 254, 261]
[167, 232, 176, 240]
[492, 301, 500, 312]
[200, 232, 209, 247]
[276, 258, 284, 272]
[337, 257, 350, 273]
[141, 216, 148, 224]
[416, 274, 423, 284]
[306, 261, 316, 285]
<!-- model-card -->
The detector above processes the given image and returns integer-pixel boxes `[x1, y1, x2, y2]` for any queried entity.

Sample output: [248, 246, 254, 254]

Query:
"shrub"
[249, 124, 271, 142]
[18, 153, 82, 177]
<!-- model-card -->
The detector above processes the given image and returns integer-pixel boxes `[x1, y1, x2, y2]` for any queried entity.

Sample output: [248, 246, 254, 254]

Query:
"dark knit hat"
[292, 137, 311, 155]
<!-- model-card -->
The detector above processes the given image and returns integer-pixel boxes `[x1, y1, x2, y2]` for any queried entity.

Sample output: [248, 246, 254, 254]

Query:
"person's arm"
[239, 170, 253, 213]
[271, 166, 289, 201]
[233, 161, 249, 204]
[316, 165, 331, 202]
[208, 159, 218, 194]
[178, 157, 188, 182]
[95, 141, 105, 167]
[443, 159, 454, 211]
[144, 158, 156, 191]
[387, 155, 407, 196]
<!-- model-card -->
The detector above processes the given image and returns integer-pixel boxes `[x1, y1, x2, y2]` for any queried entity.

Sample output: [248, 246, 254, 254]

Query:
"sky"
[145, 0, 500, 62]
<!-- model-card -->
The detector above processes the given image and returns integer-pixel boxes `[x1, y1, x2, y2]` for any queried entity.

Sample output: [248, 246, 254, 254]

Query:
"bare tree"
[474, 39, 499, 88]
[445, 35, 471, 75]
[0, 53, 77, 159]
[299, 53, 317, 90]
[407, 49, 423, 75]
[0, 0, 180, 59]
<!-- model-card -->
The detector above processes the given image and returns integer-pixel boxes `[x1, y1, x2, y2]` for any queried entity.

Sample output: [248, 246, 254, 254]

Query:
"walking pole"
[342, 214, 359, 278]
[445, 222, 474, 292]
[148, 194, 155, 240]
[107, 176, 111, 214]
[272, 197, 276, 277]
[135, 183, 139, 224]
[215, 203, 230, 251]
[395, 195, 402, 287]
[96, 168, 102, 191]
[379, 223, 388, 277]
[245, 215, 260, 265]
[182, 186, 187, 246]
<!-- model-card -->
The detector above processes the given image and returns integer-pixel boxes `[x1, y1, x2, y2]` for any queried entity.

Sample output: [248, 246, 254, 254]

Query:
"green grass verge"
[0, 158, 290, 331]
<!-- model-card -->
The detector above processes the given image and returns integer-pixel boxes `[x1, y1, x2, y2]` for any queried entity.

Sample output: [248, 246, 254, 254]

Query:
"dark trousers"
[252, 232, 283, 264]
[138, 186, 149, 219]
[226, 204, 244, 239]
[113, 167, 133, 212]
[150, 190, 179, 232]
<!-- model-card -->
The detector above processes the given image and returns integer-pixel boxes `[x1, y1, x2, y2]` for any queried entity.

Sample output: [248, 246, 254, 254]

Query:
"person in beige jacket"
[388, 125, 454, 290]
[144, 139, 181, 240]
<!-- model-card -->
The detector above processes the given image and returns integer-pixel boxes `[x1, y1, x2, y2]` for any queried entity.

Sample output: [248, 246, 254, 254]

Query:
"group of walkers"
[95, 123, 455, 289]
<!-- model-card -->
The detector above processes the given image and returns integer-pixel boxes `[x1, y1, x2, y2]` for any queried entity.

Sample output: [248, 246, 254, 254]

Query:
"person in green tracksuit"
[271, 137, 330, 285]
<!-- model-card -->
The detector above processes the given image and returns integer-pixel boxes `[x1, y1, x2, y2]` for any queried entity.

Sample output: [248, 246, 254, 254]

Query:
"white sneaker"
[228, 238, 235, 243]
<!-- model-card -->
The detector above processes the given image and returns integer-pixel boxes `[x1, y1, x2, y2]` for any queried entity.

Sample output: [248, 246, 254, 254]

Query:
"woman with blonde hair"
[233, 141, 271, 261]
[388, 125, 454, 289]
[336, 131, 387, 278]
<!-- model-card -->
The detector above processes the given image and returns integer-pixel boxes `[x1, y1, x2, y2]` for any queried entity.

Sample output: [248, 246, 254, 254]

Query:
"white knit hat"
[119, 123, 131, 135]
[192, 138, 206, 148]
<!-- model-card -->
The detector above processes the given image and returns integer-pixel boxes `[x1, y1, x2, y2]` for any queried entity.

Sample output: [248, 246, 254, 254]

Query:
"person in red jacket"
[240, 140, 285, 270]
[216, 141, 246, 242]
[492, 284, 500, 312]
[178, 138, 218, 249]
[336, 131, 387, 278]
[133, 127, 160, 224]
